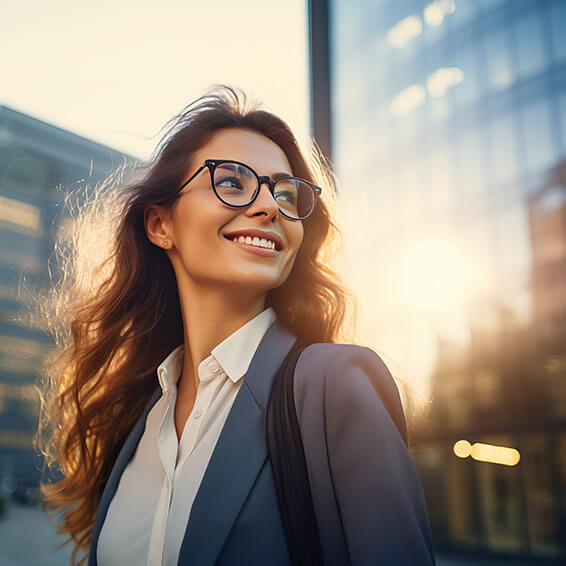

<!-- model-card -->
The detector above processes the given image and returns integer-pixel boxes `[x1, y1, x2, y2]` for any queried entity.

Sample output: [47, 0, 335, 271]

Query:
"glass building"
[311, 0, 566, 561]
[0, 106, 130, 500]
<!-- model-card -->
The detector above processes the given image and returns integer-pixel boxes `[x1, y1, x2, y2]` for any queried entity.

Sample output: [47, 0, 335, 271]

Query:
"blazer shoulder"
[296, 343, 407, 445]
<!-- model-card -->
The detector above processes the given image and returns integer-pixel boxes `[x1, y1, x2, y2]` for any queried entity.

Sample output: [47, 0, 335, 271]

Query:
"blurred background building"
[310, 0, 566, 562]
[0, 106, 130, 501]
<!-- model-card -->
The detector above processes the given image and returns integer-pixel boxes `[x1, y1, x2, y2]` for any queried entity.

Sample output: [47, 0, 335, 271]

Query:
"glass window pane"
[1, 152, 49, 195]
[447, 42, 482, 109]
[451, 0, 482, 28]
[455, 126, 486, 199]
[398, 160, 421, 225]
[493, 200, 531, 278]
[515, 11, 548, 80]
[549, 1, 566, 64]
[560, 90, 566, 159]
[521, 98, 557, 175]
[484, 26, 514, 92]
[427, 144, 454, 212]
[489, 113, 520, 185]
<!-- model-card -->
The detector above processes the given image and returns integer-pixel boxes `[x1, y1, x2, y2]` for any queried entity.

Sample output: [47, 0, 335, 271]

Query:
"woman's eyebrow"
[271, 171, 293, 180]
[222, 164, 255, 179]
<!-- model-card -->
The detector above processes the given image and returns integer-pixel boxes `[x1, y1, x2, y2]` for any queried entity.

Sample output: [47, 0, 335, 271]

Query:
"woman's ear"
[144, 205, 173, 249]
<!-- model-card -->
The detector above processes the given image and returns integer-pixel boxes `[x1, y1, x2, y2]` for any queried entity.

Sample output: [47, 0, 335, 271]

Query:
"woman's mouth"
[224, 235, 280, 256]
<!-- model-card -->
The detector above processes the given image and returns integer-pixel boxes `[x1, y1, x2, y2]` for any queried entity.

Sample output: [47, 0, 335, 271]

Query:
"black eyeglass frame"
[176, 158, 322, 220]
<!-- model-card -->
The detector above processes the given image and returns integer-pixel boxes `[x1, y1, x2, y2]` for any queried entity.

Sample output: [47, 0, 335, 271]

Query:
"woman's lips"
[225, 236, 280, 256]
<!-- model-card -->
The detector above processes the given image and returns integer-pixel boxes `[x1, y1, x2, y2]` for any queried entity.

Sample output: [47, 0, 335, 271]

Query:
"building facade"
[0, 106, 131, 499]
[311, 0, 566, 561]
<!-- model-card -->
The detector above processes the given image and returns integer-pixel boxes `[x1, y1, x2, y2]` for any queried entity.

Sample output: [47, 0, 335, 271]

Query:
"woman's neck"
[176, 284, 267, 398]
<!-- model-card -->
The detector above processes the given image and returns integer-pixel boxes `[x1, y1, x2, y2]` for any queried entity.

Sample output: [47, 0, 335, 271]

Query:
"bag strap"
[266, 339, 324, 565]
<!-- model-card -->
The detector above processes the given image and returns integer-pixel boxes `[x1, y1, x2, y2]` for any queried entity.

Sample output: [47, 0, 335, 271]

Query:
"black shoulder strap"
[265, 339, 324, 566]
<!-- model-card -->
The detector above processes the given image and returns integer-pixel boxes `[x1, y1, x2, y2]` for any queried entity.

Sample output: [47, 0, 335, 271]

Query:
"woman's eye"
[275, 190, 297, 204]
[216, 176, 245, 190]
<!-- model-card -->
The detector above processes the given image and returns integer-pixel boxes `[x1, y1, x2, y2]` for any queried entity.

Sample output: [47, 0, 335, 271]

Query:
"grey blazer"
[88, 319, 436, 565]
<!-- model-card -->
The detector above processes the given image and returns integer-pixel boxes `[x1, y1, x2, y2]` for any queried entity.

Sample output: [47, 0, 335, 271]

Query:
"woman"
[36, 86, 435, 565]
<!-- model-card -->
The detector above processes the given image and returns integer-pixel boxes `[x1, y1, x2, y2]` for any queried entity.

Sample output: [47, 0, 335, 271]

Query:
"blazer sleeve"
[323, 345, 436, 565]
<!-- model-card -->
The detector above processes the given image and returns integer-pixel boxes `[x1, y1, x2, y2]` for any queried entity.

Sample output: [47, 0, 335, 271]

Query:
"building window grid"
[331, 0, 566, 260]
[327, 0, 566, 560]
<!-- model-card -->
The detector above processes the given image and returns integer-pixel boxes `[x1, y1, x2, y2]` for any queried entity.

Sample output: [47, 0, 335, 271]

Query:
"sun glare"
[399, 239, 472, 309]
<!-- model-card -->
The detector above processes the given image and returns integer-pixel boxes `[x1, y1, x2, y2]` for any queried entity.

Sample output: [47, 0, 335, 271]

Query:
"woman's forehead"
[192, 127, 293, 174]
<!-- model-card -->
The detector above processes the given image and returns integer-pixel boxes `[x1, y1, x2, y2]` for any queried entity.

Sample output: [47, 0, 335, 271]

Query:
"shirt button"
[193, 408, 202, 419]
[209, 361, 219, 373]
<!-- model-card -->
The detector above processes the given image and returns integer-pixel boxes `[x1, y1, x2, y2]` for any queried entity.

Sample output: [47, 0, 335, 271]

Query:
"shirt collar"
[157, 344, 184, 394]
[211, 307, 276, 384]
[156, 307, 276, 394]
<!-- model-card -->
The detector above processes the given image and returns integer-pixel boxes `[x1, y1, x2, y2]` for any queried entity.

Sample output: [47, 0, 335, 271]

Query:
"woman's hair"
[34, 85, 357, 565]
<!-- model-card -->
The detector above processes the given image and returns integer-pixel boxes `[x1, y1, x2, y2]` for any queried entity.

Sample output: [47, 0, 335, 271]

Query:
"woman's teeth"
[235, 235, 276, 250]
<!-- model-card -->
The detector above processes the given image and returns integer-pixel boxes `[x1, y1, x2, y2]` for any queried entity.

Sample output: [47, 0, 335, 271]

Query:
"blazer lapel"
[178, 318, 297, 565]
[88, 386, 162, 566]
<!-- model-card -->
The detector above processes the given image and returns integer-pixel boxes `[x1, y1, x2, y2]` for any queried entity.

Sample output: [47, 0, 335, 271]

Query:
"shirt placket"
[147, 392, 177, 566]
[175, 359, 223, 470]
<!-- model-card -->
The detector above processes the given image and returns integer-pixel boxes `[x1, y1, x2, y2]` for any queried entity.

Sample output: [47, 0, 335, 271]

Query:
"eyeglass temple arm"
[177, 165, 206, 193]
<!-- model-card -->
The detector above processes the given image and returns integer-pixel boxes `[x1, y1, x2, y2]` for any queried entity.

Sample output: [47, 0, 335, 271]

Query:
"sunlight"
[399, 238, 472, 309]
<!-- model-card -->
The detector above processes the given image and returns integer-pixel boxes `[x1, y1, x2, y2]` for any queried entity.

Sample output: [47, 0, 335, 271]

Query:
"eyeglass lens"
[212, 162, 315, 219]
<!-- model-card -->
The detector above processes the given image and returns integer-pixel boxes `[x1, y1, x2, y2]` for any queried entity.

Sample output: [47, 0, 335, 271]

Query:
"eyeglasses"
[176, 159, 322, 220]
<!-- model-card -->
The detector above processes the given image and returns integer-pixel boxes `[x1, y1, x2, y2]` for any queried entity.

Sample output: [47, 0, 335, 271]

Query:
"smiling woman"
[34, 85, 435, 566]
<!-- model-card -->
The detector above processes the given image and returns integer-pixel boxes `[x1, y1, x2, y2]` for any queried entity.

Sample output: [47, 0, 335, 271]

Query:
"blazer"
[88, 319, 436, 565]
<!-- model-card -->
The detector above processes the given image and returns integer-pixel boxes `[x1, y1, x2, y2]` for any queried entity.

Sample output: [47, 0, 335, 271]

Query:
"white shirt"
[98, 307, 276, 566]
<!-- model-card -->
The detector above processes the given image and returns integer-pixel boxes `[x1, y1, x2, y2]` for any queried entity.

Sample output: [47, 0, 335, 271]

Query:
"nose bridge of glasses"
[257, 175, 276, 195]
[255, 176, 281, 209]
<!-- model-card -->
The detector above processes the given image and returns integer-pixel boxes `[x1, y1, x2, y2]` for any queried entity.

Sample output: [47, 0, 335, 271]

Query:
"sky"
[1, 0, 309, 160]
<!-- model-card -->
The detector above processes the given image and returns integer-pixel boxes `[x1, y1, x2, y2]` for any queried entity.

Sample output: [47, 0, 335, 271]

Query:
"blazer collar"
[88, 317, 297, 566]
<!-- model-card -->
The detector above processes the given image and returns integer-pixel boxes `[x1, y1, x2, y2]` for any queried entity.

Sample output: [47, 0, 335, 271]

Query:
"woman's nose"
[247, 183, 279, 217]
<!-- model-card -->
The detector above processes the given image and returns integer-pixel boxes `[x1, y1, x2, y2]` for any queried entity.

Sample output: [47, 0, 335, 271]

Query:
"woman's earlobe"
[144, 205, 172, 248]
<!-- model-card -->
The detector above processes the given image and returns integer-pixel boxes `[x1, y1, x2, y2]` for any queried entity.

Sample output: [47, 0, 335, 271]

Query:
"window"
[455, 125, 487, 200]
[489, 112, 520, 185]
[448, 43, 483, 109]
[484, 26, 514, 92]
[515, 11, 548, 80]
[521, 98, 557, 176]
[1, 152, 49, 195]
[549, 1, 566, 64]
[559, 90, 566, 159]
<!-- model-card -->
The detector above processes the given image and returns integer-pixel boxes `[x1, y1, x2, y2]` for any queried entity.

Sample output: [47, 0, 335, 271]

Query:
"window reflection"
[493, 201, 532, 279]
[455, 126, 486, 199]
[484, 26, 514, 92]
[549, 1, 566, 64]
[329, 0, 566, 560]
[559, 91, 566, 158]
[488, 112, 520, 186]
[450, 0, 482, 28]
[521, 98, 557, 176]
[447, 42, 482, 108]
[515, 11, 548, 80]
[427, 144, 454, 213]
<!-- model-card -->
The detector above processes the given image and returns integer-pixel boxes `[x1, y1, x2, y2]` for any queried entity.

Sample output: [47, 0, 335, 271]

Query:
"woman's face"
[157, 127, 304, 298]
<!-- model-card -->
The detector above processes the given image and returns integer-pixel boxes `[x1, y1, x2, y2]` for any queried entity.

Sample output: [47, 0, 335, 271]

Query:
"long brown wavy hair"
[34, 85, 357, 565]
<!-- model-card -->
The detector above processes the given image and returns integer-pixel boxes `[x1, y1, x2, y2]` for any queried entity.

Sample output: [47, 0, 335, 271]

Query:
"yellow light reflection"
[387, 15, 422, 48]
[471, 442, 521, 466]
[390, 84, 426, 117]
[399, 239, 471, 309]
[423, 0, 455, 27]
[427, 67, 464, 97]
[453, 439, 521, 466]
[453, 439, 472, 458]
